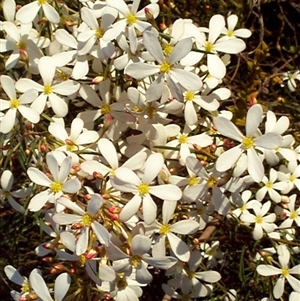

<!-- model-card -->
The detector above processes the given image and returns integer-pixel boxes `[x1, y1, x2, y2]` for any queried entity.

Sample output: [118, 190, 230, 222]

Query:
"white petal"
[54, 273, 71, 301]
[246, 104, 262, 136]
[214, 116, 244, 142]
[39, 56, 55, 85]
[76, 227, 89, 255]
[27, 168, 52, 187]
[29, 269, 53, 301]
[131, 234, 151, 255]
[170, 220, 199, 234]
[98, 138, 118, 169]
[91, 220, 111, 246]
[43, 2, 60, 24]
[48, 93, 68, 117]
[4, 265, 24, 286]
[247, 147, 264, 183]
[149, 184, 182, 201]
[143, 30, 164, 63]
[215, 145, 243, 172]
[119, 194, 142, 222]
[16, 1, 40, 24]
[143, 153, 164, 183]
[168, 232, 190, 262]
[142, 193, 157, 224]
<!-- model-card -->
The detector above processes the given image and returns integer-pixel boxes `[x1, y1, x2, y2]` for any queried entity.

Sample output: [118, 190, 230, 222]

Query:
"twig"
[198, 216, 222, 242]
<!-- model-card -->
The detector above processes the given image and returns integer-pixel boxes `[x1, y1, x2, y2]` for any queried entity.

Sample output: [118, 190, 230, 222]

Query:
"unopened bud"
[40, 144, 48, 152]
[86, 248, 98, 259]
[19, 49, 28, 61]
[84, 194, 92, 201]
[42, 256, 54, 263]
[249, 94, 257, 107]
[144, 7, 154, 20]
[108, 206, 121, 214]
[223, 138, 234, 150]
[92, 76, 104, 84]
[93, 171, 103, 179]
[159, 23, 167, 30]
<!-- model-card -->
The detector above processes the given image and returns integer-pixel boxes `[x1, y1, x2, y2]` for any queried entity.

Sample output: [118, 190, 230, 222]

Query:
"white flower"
[277, 160, 300, 194]
[221, 14, 252, 39]
[27, 152, 81, 211]
[126, 30, 202, 102]
[257, 244, 300, 298]
[214, 104, 282, 182]
[255, 168, 286, 203]
[112, 153, 182, 224]
[282, 70, 300, 92]
[16, 0, 60, 24]
[231, 190, 260, 218]
[106, 234, 177, 284]
[48, 117, 99, 160]
[151, 200, 199, 262]
[279, 194, 300, 229]
[165, 124, 212, 166]
[240, 201, 276, 240]
[104, 0, 159, 53]
[15, 56, 80, 117]
[29, 269, 71, 301]
[0, 170, 30, 213]
[53, 194, 111, 251]
[0, 75, 39, 134]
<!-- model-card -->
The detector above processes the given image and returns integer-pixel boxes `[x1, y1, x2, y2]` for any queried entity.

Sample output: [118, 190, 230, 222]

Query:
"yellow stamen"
[10, 98, 20, 109]
[242, 136, 254, 149]
[50, 182, 62, 193]
[159, 224, 170, 235]
[82, 213, 93, 227]
[44, 85, 53, 95]
[160, 62, 171, 73]
[126, 14, 137, 25]
[178, 134, 187, 144]
[138, 183, 149, 196]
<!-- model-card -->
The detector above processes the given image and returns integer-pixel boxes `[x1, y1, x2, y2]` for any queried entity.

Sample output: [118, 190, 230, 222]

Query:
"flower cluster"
[1, 0, 300, 301]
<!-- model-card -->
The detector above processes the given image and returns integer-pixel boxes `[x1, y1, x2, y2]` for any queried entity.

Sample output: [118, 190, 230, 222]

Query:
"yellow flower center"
[281, 268, 289, 277]
[289, 175, 295, 182]
[255, 216, 263, 224]
[44, 85, 53, 95]
[159, 224, 170, 235]
[101, 104, 111, 115]
[95, 28, 104, 39]
[178, 134, 187, 144]
[160, 61, 171, 74]
[204, 42, 214, 52]
[133, 106, 143, 113]
[117, 276, 128, 290]
[146, 104, 157, 118]
[126, 13, 137, 25]
[138, 183, 149, 196]
[1, 190, 10, 199]
[187, 271, 195, 279]
[227, 30, 234, 37]
[10, 98, 20, 109]
[188, 176, 199, 186]
[22, 281, 30, 293]
[207, 176, 217, 188]
[242, 136, 254, 149]
[79, 254, 86, 266]
[184, 91, 195, 102]
[65, 139, 77, 151]
[290, 211, 298, 220]
[38, 0, 47, 4]
[163, 43, 173, 56]
[17, 40, 27, 50]
[50, 182, 63, 193]
[130, 255, 142, 268]
[82, 213, 93, 227]
[265, 182, 273, 189]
